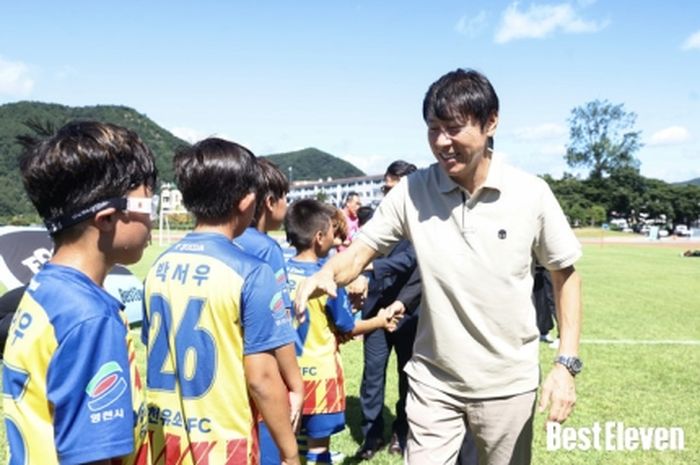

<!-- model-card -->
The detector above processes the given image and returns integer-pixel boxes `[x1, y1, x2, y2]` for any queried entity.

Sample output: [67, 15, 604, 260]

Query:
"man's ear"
[485, 112, 499, 137]
[93, 208, 118, 232]
[237, 192, 256, 215]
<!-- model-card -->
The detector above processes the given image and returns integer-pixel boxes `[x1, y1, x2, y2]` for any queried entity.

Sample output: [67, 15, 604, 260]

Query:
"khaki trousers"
[405, 379, 536, 465]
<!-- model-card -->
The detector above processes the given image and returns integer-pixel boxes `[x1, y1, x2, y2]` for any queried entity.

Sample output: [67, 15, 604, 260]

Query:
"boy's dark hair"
[385, 160, 417, 178]
[19, 120, 157, 238]
[253, 158, 289, 223]
[357, 206, 374, 227]
[285, 199, 335, 251]
[422, 69, 499, 130]
[174, 138, 259, 222]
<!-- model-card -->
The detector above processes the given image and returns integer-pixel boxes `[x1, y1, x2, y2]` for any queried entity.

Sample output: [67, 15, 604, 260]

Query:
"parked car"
[674, 225, 691, 237]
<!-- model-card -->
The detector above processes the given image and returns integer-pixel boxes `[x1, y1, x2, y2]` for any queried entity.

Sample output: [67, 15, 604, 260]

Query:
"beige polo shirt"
[358, 155, 581, 398]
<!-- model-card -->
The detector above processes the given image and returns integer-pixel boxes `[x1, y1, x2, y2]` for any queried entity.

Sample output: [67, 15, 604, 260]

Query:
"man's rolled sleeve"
[534, 182, 582, 270]
[358, 176, 408, 255]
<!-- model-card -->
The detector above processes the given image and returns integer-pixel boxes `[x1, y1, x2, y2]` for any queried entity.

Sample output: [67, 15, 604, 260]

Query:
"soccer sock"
[304, 451, 332, 465]
[297, 434, 308, 455]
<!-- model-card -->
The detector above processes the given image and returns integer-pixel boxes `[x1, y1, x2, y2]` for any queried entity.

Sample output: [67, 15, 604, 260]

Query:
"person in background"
[356, 206, 375, 227]
[339, 191, 362, 250]
[356, 160, 421, 460]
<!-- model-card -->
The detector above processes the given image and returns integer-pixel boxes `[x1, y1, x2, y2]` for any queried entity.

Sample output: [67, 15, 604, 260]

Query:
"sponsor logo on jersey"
[86, 361, 128, 412]
[274, 269, 286, 285]
[270, 291, 286, 313]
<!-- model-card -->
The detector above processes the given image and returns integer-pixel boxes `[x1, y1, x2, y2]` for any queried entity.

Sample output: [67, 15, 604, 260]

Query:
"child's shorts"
[301, 412, 345, 438]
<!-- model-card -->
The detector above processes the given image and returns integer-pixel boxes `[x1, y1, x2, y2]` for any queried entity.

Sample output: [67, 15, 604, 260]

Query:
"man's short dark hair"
[357, 206, 374, 227]
[344, 191, 360, 207]
[253, 158, 289, 223]
[285, 199, 334, 252]
[385, 160, 417, 178]
[174, 138, 258, 222]
[19, 120, 157, 239]
[422, 69, 499, 130]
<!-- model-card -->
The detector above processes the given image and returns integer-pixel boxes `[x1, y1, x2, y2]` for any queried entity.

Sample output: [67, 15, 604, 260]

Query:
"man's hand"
[294, 270, 337, 323]
[346, 275, 369, 310]
[538, 363, 576, 423]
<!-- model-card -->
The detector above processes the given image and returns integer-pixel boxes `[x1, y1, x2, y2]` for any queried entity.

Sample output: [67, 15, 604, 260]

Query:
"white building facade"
[287, 174, 385, 207]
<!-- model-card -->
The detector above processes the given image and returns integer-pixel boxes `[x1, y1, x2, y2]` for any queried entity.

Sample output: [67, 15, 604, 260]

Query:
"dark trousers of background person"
[360, 312, 418, 450]
[533, 265, 556, 338]
[457, 429, 479, 465]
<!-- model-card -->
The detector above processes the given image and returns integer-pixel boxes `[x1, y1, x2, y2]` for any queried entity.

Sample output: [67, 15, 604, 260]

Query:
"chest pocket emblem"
[498, 229, 507, 240]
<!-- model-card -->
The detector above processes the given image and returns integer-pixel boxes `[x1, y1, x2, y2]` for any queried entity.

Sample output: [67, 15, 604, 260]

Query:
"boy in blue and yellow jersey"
[3, 121, 156, 465]
[234, 158, 304, 465]
[284, 199, 402, 465]
[142, 139, 300, 465]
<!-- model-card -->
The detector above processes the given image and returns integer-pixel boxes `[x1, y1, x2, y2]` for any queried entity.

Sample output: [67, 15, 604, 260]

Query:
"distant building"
[287, 174, 384, 207]
[159, 182, 185, 213]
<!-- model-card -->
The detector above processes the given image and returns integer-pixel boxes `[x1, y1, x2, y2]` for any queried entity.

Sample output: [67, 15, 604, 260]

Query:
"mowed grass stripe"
[581, 339, 700, 345]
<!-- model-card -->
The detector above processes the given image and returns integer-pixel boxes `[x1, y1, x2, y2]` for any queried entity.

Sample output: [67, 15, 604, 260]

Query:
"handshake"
[375, 300, 405, 332]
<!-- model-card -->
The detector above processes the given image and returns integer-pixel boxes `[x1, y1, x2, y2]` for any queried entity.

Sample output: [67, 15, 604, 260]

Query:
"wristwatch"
[554, 355, 583, 376]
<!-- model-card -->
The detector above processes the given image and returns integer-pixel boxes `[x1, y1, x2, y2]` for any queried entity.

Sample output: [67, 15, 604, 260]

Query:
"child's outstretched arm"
[349, 302, 404, 337]
[245, 351, 301, 465]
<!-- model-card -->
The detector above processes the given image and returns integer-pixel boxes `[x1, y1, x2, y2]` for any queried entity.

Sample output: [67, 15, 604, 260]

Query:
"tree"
[565, 100, 642, 179]
[587, 205, 607, 226]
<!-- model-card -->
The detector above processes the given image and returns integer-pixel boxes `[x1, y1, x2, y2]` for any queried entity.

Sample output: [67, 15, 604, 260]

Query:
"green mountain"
[263, 147, 365, 181]
[0, 102, 366, 221]
[676, 177, 700, 186]
[0, 101, 188, 220]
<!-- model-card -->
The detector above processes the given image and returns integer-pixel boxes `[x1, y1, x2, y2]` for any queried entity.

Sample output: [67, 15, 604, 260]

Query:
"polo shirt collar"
[435, 152, 504, 194]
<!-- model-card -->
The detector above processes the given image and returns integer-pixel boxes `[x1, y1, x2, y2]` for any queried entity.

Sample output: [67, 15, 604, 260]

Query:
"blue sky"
[1, 1, 698, 182]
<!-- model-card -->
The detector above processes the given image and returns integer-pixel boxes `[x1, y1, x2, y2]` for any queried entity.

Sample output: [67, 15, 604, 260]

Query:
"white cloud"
[648, 126, 691, 146]
[0, 56, 34, 96]
[495, 2, 608, 44]
[455, 11, 488, 38]
[681, 30, 700, 50]
[513, 123, 567, 141]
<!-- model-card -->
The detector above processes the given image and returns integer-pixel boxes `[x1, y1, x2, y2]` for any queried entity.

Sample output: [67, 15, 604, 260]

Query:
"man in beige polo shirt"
[295, 69, 583, 465]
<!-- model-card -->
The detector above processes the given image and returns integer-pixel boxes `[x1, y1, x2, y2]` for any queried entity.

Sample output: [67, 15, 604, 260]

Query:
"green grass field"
[2, 240, 699, 464]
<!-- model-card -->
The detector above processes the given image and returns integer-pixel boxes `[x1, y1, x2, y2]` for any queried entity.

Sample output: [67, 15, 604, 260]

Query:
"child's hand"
[377, 302, 404, 332]
[289, 390, 303, 433]
[335, 331, 354, 344]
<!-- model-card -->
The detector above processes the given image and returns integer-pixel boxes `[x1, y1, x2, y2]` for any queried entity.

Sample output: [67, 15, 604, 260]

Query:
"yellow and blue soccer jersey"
[286, 259, 355, 416]
[142, 232, 296, 465]
[234, 227, 292, 309]
[2, 263, 148, 465]
[234, 227, 298, 465]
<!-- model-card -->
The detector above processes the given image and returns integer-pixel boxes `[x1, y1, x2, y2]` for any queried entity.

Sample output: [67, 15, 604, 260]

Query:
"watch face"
[571, 358, 583, 373]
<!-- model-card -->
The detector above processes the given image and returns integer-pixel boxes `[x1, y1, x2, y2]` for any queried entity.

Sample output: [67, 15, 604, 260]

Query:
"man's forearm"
[551, 266, 582, 356]
[322, 239, 377, 286]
